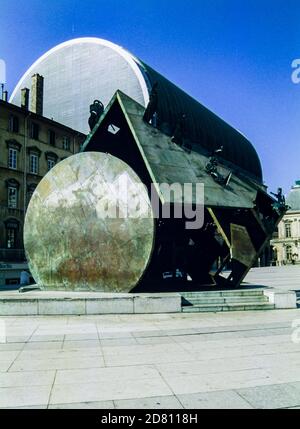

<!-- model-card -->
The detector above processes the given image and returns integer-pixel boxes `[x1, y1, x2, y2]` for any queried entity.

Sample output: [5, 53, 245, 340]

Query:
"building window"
[5, 179, 20, 208]
[47, 158, 55, 170]
[8, 187, 18, 208]
[7, 228, 16, 249]
[6, 140, 22, 168]
[5, 219, 19, 249]
[48, 130, 56, 146]
[30, 154, 39, 174]
[45, 151, 58, 171]
[63, 136, 71, 151]
[30, 122, 40, 140]
[8, 115, 19, 133]
[8, 148, 17, 169]
[27, 184, 36, 205]
[286, 245, 293, 261]
[285, 223, 292, 238]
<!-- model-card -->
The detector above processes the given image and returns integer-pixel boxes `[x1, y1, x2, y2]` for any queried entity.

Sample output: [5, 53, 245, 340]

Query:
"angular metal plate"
[230, 223, 256, 267]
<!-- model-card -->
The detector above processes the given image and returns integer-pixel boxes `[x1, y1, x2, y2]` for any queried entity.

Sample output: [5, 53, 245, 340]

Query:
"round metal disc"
[24, 152, 155, 292]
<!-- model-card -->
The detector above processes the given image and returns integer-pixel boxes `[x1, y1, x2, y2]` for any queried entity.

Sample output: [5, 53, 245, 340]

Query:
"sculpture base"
[0, 290, 182, 316]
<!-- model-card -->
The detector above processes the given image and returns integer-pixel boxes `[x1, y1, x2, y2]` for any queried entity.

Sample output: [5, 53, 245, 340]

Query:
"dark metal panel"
[138, 62, 263, 183]
[118, 92, 258, 208]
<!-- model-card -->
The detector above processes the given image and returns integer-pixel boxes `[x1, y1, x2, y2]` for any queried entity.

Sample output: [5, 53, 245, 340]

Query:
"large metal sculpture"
[23, 41, 286, 292]
[80, 89, 286, 292]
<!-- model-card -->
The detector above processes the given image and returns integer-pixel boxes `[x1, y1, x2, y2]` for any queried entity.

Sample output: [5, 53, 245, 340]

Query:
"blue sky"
[1, 0, 299, 194]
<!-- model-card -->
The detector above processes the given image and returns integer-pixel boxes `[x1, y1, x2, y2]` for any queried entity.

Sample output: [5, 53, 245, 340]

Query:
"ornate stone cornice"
[6, 139, 22, 151]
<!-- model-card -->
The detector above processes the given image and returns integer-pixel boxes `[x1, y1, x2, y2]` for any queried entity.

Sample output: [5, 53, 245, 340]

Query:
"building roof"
[286, 181, 300, 211]
[0, 99, 86, 137]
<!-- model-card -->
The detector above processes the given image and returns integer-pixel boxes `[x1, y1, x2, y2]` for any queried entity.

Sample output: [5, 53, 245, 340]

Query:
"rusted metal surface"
[230, 223, 257, 267]
[24, 152, 155, 292]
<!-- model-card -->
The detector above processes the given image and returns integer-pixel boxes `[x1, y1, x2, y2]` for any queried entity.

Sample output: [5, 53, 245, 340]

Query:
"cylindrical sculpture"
[24, 152, 155, 292]
[17, 38, 283, 292]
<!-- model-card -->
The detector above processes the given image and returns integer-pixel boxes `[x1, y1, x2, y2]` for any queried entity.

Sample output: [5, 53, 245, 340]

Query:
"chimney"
[30, 74, 44, 115]
[2, 90, 8, 101]
[21, 87, 30, 110]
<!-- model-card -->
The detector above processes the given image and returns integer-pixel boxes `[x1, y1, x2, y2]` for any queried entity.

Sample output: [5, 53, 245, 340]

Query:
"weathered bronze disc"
[24, 152, 155, 292]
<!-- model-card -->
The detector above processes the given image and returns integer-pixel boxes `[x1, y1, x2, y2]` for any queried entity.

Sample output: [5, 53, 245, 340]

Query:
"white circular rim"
[10, 37, 150, 106]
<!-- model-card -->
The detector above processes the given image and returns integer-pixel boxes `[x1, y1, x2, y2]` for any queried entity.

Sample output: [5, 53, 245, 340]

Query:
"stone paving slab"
[0, 405, 47, 409]
[49, 401, 114, 409]
[177, 390, 253, 409]
[0, 385, 52, 408]
[54, 365, 159, 386]
[0, 370, 55, 389]
[236, 382, 300, 409]
[10, 356, 106, 372]
[49, 378, 173, 405]
[114, 395, 183, 409]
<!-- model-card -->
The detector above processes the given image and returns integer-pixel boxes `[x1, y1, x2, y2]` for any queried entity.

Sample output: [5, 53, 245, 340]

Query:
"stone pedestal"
[264, 289, 297, 309]
[0, 291, 182, 316]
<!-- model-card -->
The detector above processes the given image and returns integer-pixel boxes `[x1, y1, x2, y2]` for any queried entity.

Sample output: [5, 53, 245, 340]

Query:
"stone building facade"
[0, 89, 85, 274]
[271, 181, 300, 265]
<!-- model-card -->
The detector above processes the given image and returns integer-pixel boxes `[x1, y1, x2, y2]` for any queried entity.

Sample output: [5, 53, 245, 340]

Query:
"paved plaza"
[0, 307, 300, 409]
[0, 265, 299, 409]
[245, 266, 300, 293]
